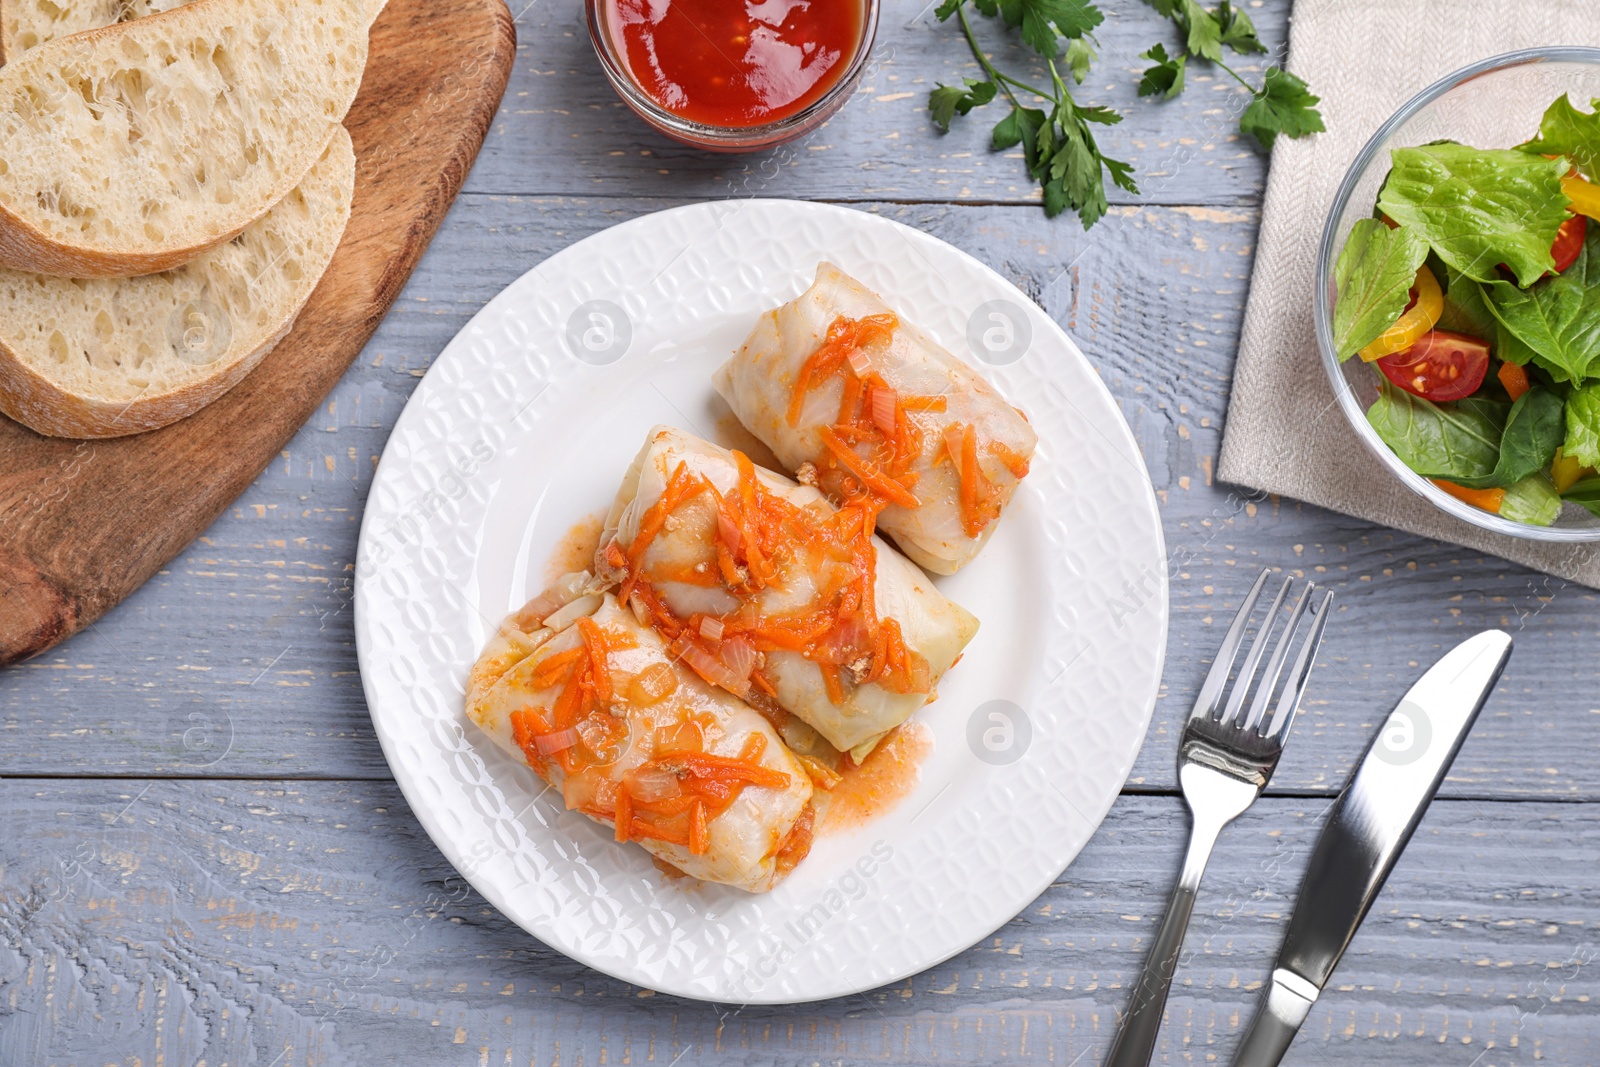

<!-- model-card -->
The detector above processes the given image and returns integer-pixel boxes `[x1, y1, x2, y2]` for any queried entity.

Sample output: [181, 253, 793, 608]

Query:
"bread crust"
[0, 0, 367, 277]
[0, 127, 354, 438]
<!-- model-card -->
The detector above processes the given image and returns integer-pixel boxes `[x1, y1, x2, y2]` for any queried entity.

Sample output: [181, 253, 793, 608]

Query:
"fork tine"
[1263, 589, 1334, 739]
[1189, 568, 1271, 722]
[1219, 575, 1292, 726]
[1241, 582, 1316, 732]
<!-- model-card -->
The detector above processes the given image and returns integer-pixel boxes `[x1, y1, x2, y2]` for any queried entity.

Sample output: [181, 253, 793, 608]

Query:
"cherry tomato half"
[1551, 214, 1587, 273]
[1376, 330, 1490, 402]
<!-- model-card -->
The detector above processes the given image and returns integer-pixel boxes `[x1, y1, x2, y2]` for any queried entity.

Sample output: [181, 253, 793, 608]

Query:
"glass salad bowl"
[1316, 47, 1600, 541]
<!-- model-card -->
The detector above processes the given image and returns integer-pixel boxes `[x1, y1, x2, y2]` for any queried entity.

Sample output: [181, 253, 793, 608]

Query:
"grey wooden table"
[4, 2, 1598, 1064]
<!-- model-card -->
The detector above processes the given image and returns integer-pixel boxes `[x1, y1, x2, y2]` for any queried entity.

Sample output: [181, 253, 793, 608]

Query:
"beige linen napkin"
[1217, 0, 1600, 585]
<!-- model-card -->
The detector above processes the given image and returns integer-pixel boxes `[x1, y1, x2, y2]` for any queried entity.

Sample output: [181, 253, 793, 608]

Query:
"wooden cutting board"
[0, 0, 515, 666]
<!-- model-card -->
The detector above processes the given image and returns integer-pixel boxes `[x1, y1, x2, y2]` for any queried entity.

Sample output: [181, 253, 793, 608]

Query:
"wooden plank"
[0, 780, 1594, 1065]
[3, 196, 1596, 799]
[0, 0, 517, 666]
[471, 0, 1283, 205]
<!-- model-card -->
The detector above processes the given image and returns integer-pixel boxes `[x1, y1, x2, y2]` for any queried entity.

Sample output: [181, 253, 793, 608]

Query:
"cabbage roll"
[466, 579, 815, 893]
[595, 426, 978, 753]
[713, 262, 1038, 575]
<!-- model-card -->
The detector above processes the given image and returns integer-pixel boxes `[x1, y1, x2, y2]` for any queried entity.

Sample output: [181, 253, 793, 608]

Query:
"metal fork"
[1105, 568, 1334, 1067]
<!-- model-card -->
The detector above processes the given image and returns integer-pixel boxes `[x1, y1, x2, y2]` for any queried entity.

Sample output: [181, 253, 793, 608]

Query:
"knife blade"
[1231, 629, 1513, 1067]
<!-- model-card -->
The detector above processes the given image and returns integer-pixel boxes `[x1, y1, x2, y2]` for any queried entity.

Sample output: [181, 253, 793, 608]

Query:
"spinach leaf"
[1480, 386, 1564, 487]
[1436, 267, 1497, 338]
[1499, 472, 1562, 526]
[1563, 382, 1600, 467]
[1377, 143, 1570, 286]
[1483, 225, 1600, 383]
[1332, 219, 1429, 360]
[1520, 93, 1600, 180]
[1561, 474, 1600, 518]
[1366, 383, 1506, 482]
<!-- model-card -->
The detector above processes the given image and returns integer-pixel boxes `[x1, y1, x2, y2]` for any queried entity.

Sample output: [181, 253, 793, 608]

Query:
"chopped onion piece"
[716, 508, 741, 552]
[626, 661, 678, 705]
[699, 616, 725, 644]
[668, 632, 751, 697]
[543, 593, 603, 632]
[846, 345, 872, 378]
[627, 590, 651, 627]
[513, 570, 594, 628]
[943, 423, 967, 467]
[719, 636, 758, 682]
[869, 385, 898, 436]
[533, 727, 579, 756]
[626, 766, 682, 802]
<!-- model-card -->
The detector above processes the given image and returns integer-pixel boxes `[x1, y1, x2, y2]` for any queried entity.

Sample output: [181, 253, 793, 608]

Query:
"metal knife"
[1230, 629, 1513, 1067]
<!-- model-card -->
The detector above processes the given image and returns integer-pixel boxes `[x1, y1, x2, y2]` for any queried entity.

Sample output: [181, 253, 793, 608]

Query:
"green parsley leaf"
[1064, 37, 1095, 84]
[1216, 0, 1265, 53]
[1520, 93, 1600, 180]
[1137, 43, 1187, 99]
[930, 0, 1137, 226]
[929, 78, 998, 133]
[1378, 143, 1570, 286]
[1331, 218, 1429, 360]
[934, 0, 963, 19]
[1482, 223, 1600, 382]
[1366, 383, 1507, 483]
[1017, 0, 1104, 56]
[1239, 67, 1325, 150]
[992, 104, 1046, 151]
[1178, 0, 1222, 61]
[1563, 383, 1600, 468]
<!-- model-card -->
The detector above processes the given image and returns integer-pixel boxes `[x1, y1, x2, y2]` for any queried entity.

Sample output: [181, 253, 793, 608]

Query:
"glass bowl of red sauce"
[587, 0, 880, 152]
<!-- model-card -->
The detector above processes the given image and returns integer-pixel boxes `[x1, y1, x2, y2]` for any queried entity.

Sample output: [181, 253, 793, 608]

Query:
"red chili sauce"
[605, 0, 865, 127]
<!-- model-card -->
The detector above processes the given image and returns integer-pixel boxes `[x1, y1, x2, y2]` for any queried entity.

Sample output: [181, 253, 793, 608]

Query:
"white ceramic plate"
[354, 200, 1168, 1004]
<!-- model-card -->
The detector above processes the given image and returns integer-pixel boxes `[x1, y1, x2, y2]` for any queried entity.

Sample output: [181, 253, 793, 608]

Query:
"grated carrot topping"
[531, 646, 584, 689]
[614, 786, 633, 842]
[989, 440, 1032, 480]
[688, 800, 709, 855]
[819, 426, 921, 509]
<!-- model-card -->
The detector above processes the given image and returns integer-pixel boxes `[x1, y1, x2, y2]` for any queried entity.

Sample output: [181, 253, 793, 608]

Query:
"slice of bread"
[0, 124, 354, 438]
[0, 0, 367, 277]
[1, 0, 389, 63]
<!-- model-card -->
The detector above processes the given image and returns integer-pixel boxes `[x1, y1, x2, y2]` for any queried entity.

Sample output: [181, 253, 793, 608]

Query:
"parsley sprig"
[929, 0, 1324, 227]
[930, 0, 1136, 229]
[1137, 0, 1324, 150]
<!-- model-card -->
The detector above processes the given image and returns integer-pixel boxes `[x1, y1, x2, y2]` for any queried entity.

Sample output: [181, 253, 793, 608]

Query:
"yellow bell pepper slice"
[1432, 479, 1505, 514]
[1359, 264, 1443, 362]
[1563, 173, 1600, 222]
[1551, 447, 1591, 494]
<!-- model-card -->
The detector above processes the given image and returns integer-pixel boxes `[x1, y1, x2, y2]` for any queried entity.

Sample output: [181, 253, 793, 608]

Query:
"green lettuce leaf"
[1563, 382, 1600, 468]
[1482, 224, 1600, 383]
[1561, 474, 1600, 518]
[1498, 472, 1562, 526]
[1376, 143, 1570, 286]
[1367, 384, 1506, 482]
[1520, 93, 1600, 181]
[1332, 219, 1429, 360]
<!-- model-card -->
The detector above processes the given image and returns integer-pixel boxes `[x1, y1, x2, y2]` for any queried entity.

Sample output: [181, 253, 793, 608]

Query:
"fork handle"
[1104, 811, 1230, 1067]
